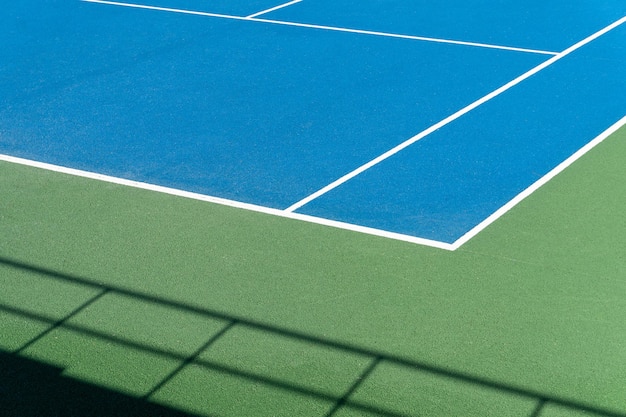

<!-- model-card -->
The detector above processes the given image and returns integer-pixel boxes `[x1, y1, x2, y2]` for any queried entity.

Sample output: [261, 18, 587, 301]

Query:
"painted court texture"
[1, 0, 626, 416]
[2, 0, 625, 247]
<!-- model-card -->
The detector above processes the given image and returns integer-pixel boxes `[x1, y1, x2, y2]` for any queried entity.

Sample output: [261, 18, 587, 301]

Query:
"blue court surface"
[1, 0, 625, 248]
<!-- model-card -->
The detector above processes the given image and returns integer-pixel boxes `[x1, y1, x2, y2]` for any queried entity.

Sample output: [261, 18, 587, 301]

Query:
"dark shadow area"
[1, 255, 625, 417]
[0, 351, 203, 417]
[529, 400, 547, 417]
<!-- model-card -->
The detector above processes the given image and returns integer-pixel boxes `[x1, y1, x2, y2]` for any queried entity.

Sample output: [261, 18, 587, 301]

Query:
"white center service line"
[246, 0, 302, 19]
[284, 15, 626, 213]
[81, 0, 558, 55]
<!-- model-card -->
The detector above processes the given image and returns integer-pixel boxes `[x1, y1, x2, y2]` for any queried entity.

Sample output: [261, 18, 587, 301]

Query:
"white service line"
[250, 17, 558, 55]
[246, 0, 302, 19]
[284, 15, 626, 213]
[80, 0, 558, 55]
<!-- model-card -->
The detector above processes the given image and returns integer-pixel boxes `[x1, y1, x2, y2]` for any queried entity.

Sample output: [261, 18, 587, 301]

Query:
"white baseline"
[0, 154, 456, 250]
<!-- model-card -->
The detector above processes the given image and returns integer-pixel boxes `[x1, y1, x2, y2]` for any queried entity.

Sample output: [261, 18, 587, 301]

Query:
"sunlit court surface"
[1, 0, 625, 416]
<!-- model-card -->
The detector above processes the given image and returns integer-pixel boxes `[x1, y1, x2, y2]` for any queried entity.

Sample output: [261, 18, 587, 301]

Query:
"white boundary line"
[285, 15, 626, 213]
[0, 155, 455, 250]
[246, 0, 302, 19]
[80, 0, 558, 55]
[449, 114, 626, 250]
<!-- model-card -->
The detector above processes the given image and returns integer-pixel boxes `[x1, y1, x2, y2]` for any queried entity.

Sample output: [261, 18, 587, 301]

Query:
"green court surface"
[1, 126, 625, 415]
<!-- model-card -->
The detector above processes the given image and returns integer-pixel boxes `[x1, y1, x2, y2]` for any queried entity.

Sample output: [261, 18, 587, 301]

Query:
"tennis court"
[1, 0, 625, 416]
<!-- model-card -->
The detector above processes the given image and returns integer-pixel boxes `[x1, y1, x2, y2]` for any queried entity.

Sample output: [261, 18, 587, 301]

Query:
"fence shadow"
[0, 350, 203, 417]
[1, 255, 624, 417]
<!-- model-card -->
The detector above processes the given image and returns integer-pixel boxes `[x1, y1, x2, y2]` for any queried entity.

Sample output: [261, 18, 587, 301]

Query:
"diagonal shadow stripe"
[1, 255, 625, 417]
